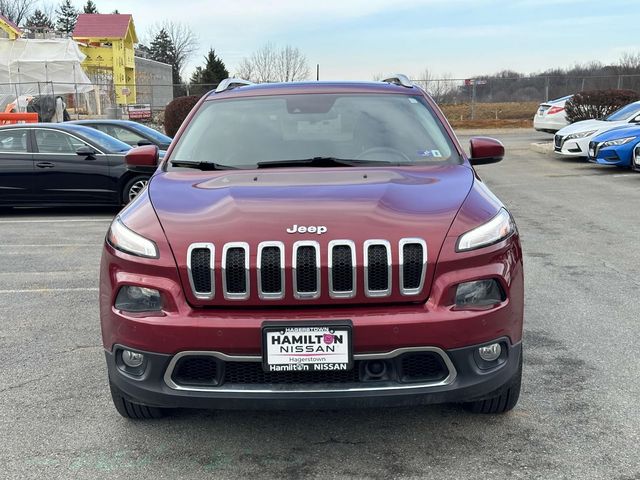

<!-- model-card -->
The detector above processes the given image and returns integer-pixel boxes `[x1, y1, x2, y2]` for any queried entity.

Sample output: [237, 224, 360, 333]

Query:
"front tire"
[109, 379, 165, 420]
[463, 351, 523, 414]
[122, 175, 149, 204]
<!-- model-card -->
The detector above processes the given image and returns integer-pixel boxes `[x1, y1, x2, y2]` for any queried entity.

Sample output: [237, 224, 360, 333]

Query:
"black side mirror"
[137, 139, 153, 147]
[76, 145, 97, 157]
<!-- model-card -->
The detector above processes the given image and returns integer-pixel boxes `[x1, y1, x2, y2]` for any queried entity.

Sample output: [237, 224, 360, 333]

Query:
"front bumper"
[554, 136, 590, 157]
[107, 339, 522, 409]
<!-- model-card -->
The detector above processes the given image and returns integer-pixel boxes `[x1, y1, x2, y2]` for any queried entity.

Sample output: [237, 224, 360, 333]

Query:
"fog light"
[455, 279, 504, 307]
[478, 343, 502, 362]
[122, 349, 144, 368]
[115, 285, 162, 312]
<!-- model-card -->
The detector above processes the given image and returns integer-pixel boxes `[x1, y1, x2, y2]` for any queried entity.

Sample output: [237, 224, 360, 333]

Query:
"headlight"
[457, 208, 515, 251]
[565, 130, 597, 140]
[455, 279, 505, 307]
[107, 217, 158, 258]
[601, 136, 636, 148]
[115, 285, 162, 312]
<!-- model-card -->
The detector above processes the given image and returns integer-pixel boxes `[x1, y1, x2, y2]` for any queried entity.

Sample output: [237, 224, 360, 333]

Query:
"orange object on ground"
[0, 112, 39, 124]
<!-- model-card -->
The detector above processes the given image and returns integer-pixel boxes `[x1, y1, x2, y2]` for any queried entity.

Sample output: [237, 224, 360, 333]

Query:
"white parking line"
[0, 218, 111, 224]
[0, 287, 98, 294]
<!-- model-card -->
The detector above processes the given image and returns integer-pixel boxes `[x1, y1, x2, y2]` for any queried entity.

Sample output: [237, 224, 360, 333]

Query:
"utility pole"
[316, 64, 320, 81]
[471, 80, 476, 120]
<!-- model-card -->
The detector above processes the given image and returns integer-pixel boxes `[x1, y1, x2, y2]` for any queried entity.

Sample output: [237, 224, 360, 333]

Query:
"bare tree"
[40, 1, 57, 23]
[236, 43, 309, 83]
[618, 51, 640, 74]
[0, 0, 37, 26]
[147, 21, 199, 83]
[411, 69, 457, 103]
[235, 57, 256, 82]
[274, 45, 309, 82]
[413, 68, 434, 93]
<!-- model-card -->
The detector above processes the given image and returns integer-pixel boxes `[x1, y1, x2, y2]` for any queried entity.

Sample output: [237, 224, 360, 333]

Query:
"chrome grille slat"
[187, 238, 426, 301]
[399, 238, 427, 296]
[187, 243, 215, 299]
[222, 242, 250, 300]
[292, 241, 321, 299]
[257, 241, 285, 300]
[328, 240, 356, 299]
[364, 240, 392, 298]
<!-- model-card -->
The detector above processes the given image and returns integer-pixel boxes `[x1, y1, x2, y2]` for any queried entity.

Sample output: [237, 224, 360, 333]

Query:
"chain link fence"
[411, 74, 640, 122]
[2, 75, 640, 129]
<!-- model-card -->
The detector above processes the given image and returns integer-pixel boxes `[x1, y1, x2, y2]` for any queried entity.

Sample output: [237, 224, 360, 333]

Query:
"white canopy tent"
[0, 38, 93, 110]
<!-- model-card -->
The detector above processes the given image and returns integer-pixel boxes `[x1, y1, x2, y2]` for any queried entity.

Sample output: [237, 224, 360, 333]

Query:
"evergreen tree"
[149, 28, 175, 66]
[25, 9, 55, 33]
[149, 28, 183, 88]
[83, 1, 98, 13]
[190, 49, 229, 86]
[112, 9, 119, 14]
[56, 0, 78, 35]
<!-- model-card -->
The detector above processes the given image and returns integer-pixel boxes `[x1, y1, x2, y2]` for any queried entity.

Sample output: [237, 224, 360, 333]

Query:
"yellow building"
[0, 13, 22, 40]
[73, 14, 138, 105]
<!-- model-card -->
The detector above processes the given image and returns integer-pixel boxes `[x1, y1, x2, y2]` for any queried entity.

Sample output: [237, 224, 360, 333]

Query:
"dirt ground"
[441, 101, 538, 129]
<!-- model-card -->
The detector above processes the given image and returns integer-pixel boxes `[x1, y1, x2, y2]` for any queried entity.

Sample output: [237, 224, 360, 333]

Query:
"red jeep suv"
[100, 76, 523, 419]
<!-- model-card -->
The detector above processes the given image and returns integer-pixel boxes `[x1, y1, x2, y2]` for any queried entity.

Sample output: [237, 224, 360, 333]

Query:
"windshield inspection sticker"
[417, 149, 442, 157]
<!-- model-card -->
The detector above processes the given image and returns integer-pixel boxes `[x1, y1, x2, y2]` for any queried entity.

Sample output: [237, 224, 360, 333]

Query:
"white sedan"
[533, 95, 572, 133]
[554, 101, 640, 157]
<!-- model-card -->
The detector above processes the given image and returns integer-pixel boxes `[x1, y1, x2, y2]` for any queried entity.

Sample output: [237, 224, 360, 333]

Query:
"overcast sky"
[94, 0, 638, 80]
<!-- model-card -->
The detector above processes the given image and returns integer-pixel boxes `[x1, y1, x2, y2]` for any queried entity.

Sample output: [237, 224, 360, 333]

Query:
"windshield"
[129, 123, 172, 144]
[76, 127, 132, 153]
[169, 94, 459, 168]
[606, 102, 640, 121]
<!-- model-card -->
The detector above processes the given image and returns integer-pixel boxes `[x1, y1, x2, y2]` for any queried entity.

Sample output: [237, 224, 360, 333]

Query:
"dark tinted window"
[35, 130, 89, 154]
[0, 129, 28, 153]
[69, 127, 131, 153]
[93, 125, 146, 146]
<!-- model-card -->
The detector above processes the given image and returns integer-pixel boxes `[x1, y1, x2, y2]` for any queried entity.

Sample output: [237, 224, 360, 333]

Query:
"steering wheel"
[355, 146, 412, 163]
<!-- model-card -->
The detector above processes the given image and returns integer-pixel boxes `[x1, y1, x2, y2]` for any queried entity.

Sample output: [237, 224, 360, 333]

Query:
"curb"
[530, 142, 554, 155]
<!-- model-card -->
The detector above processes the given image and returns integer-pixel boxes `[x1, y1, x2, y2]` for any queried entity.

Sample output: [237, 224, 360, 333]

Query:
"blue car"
[588, 124, 640, 170]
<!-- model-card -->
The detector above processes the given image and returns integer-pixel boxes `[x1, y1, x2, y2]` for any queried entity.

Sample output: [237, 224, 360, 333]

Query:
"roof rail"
[215, 78, 253, 93]
[381, 74, 413, 88]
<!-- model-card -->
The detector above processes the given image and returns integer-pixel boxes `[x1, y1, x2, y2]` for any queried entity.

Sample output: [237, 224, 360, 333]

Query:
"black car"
[68, 120, 172, 150]
[0, 123, 153, 206]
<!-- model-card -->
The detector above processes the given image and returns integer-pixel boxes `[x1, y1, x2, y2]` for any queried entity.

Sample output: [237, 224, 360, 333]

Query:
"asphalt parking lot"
[1, 129, 639, 479]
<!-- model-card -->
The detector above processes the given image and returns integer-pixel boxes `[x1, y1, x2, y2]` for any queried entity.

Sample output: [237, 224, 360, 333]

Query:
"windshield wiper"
[257, 157, 393, 169]
[170, 160, 240, 170]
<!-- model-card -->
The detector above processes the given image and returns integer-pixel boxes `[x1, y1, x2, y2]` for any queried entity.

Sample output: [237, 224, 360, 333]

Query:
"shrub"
[164, 95, 200, 137]
[565, 89, 639, 123]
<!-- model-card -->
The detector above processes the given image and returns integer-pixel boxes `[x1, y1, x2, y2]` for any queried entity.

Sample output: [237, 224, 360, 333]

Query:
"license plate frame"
[261, 320, 353, 373]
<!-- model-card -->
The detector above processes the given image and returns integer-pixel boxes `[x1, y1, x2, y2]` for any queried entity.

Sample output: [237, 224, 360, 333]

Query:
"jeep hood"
[149, 165, 475, 306]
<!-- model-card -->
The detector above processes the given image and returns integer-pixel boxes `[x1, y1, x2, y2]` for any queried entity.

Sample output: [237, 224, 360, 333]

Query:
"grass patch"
[440, 102, 539, 129]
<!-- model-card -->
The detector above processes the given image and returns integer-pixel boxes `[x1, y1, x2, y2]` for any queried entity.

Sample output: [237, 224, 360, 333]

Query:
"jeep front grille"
[187, 238, 427, 301]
